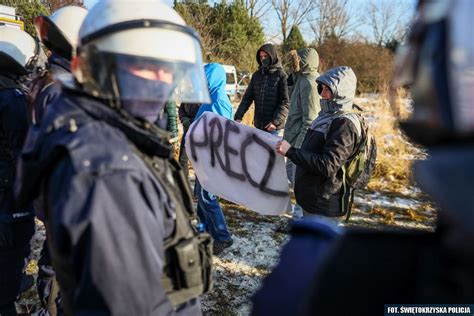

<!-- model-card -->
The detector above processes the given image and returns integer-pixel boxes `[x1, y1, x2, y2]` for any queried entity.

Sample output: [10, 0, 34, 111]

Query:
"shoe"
[213, 239, 233, 255]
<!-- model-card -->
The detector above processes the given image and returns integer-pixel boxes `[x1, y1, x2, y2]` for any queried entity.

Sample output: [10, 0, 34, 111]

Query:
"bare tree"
[309, 0, 361, 45]
[366, 0, 410, 46]
[271, 0, 314, 42]
[175, 3, 237, 61]
[239, 0, 272, 20]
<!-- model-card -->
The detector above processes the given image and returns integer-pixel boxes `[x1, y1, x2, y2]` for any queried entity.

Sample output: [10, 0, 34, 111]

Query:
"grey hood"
[311, 66, 357, 134]
[298, 48, 319, 75]
[316, 66, 357, 112]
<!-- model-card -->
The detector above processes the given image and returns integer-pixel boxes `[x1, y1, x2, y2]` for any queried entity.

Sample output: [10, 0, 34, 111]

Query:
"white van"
[0, 5, 24, 30]
[222, 64, 238, 101]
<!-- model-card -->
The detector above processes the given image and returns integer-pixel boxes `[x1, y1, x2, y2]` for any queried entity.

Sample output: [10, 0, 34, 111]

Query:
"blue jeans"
[195, 180, 232, 242]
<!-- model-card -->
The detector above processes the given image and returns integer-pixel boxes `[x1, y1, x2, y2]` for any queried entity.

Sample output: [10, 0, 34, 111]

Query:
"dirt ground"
[17, 182, 435, 315]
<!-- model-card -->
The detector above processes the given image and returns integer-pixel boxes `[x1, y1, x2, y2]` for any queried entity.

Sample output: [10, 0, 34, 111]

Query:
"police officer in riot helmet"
[0, 27, 43, 316]
[252, 0, 474, 315]
[15, 0, 213, 314]
[25, 6, 88, 316]
[30, 5, 88, 125]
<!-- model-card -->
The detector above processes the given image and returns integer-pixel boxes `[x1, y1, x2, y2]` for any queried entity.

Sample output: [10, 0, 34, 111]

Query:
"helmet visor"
[80, 25, 210, 105]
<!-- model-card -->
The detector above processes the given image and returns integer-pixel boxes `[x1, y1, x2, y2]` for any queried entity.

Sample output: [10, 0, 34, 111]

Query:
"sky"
[82, 0, 416, 44]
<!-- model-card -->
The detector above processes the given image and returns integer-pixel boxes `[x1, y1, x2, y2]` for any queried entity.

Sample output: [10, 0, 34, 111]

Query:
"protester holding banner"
[276, 66, 361, 219]
[194, 63, 234, 255]
[234, 44, 289, 134]
[252, 66, 360, 315]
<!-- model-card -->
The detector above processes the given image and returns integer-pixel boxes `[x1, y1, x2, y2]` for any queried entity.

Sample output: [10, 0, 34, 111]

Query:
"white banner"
[186, 112, 289, 215]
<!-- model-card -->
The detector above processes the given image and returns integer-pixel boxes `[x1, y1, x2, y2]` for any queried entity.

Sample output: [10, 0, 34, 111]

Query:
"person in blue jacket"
[194, 63, 234, 255]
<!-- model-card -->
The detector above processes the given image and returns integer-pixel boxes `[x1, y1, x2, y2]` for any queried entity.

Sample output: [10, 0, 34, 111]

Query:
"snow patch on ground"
[200, 207, 288, 315]
[354, 192, 423, 210]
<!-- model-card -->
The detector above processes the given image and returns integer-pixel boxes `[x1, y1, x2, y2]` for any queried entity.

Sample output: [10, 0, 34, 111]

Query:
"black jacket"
[15, 89, 201, 315]
[234, 44, 289, 130]
[178, 103, 200, 132]
[0, 75, 33, 223]
[286, 66, 360, 217]
[287, 117, 360, 216]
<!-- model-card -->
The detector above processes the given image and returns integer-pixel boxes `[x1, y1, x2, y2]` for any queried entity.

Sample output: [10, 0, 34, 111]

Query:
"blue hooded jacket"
[196, 63, 233, 120]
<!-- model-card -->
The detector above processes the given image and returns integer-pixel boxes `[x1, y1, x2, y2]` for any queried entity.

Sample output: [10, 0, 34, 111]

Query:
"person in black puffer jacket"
[234, 44, 289, 133]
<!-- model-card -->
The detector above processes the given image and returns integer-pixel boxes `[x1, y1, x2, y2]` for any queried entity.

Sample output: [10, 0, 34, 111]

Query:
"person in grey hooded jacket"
[283, 48, 320, 149]
[281, 48, 321, 222]
[276, 66, 362, 218]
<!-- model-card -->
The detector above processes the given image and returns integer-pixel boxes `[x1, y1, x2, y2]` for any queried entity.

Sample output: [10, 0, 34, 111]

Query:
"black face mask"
[117, 69, 174, 122]
[261, 58, 271, 67]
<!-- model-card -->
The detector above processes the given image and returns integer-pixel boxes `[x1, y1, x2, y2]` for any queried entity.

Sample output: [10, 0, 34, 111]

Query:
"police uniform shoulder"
[42, 105, 142, 175]
[62, 121, 142, 174]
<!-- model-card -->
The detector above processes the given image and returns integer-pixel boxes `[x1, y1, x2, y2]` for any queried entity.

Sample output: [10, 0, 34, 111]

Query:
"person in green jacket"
[282, 47, 320, 223]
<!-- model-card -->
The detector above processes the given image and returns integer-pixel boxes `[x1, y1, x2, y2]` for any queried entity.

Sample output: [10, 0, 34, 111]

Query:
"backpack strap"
[345, 188, 356, 222]
[331, 106, 367, 221]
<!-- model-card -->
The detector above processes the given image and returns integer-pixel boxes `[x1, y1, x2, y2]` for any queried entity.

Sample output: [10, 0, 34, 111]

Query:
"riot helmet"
[35, 5, 88, 61]
[392, 0, 474, 146]
[73, 0, 210, 122]
[0, 26, 44, 76]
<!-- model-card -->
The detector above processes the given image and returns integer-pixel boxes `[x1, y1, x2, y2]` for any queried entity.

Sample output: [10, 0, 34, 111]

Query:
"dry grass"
[407, 209, 425, 222]
[231, 93, 422, 195]
[369, 207, 395, 224]
[239, 104, 255, 127]
[356, 92, 424, 194]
